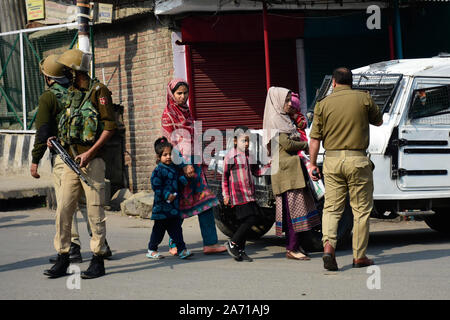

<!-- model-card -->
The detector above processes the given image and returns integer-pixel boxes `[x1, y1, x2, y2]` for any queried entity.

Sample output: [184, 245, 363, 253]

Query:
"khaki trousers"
[53, 156, 107, 255]
[53, 158, 91, 246]
[321, 151, 374, 259]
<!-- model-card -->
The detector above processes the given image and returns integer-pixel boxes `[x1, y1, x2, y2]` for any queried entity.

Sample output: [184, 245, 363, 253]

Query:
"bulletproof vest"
[57, 80, 104, 146]
[48, 83, 69, 125]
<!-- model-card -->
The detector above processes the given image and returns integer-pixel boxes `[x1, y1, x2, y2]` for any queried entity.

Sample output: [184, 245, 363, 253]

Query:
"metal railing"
[0, 23, 77, 132]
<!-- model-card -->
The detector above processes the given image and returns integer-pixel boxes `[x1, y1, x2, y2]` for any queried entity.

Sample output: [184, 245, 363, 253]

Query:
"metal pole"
[77, 0, 90, 52]
[20, 32, 26, 130]
[90, 23, 95, 78]
[394, 0, 404, 59]
[388, 24, 395, 60]
[90, 1, 95, 78]
[263, 0, 271, 90]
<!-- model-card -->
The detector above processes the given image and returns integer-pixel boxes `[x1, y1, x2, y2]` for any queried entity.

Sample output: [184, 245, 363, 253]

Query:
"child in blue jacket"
[147, 137, 193, 259]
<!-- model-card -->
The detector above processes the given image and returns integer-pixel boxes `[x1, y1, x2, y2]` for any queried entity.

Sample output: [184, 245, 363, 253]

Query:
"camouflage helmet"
[39, 54, 65, 78]
[57, 48, 91, 73]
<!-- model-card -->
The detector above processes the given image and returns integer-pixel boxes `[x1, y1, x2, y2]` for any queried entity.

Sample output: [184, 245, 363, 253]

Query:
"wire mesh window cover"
[409, 85, 450, 125]
[311, 73, 403, 114]
[0, 24, 77, 131]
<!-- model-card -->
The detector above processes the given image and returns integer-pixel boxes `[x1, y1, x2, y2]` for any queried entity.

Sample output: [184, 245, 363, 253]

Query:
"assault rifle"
[50, 139, 92, 188]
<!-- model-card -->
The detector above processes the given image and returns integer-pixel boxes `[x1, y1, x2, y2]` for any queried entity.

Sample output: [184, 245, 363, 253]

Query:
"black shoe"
[239, 250, 253, 262]
[225, 240, 240, 259]
[44, 253, 70, 278]
[49, 242, 82, 263]
[81, 255, 105, 279]
[322, 254, 338, 271]
[323, 241, 338, 271]
[69, 242, 82, 263]
[98, 240, 112, 260]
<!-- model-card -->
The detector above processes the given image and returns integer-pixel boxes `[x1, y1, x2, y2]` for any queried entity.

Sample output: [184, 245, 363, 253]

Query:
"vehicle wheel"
[424, 208, 450, 234]
[213, 203, 275, 240]
[300, 197, 354, 252]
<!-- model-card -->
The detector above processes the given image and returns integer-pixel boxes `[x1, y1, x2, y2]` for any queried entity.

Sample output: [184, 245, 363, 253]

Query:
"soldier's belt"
[325, 150, 367, 157]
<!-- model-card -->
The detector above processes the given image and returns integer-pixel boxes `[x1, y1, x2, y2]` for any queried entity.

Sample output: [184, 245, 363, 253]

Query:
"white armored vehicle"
[311, 55, 450, 234]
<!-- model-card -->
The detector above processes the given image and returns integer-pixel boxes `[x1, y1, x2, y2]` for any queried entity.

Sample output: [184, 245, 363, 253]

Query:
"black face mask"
[63, 68, 74, 83]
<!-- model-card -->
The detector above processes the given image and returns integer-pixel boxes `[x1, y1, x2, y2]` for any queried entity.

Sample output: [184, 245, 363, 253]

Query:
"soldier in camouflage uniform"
[31, 54, 111, 265]
[44, 49, 116, 279]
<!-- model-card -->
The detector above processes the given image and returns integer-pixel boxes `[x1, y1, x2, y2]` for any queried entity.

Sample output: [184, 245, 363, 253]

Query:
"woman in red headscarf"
[161, 79, 226, 255]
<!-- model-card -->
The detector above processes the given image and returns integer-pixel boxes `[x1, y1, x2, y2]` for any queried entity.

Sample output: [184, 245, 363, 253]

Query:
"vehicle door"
[397, 77, 450, 190]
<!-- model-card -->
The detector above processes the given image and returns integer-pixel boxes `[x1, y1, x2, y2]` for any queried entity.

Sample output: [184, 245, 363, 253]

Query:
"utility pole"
[77, 0, 91, 53]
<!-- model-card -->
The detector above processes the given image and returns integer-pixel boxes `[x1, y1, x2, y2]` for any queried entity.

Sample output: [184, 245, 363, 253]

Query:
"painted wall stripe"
[8, 135, 17, 165]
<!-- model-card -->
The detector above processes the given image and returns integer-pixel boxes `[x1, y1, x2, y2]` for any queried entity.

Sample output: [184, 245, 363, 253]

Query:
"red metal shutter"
[187, 40, 298, 132]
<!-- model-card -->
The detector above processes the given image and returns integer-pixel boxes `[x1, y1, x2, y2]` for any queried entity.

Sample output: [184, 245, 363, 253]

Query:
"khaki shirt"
[90, 82, 117, 132]
[309, 85, 382, 150]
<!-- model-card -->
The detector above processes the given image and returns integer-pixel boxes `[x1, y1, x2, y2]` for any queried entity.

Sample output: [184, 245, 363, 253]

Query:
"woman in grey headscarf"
[263, 87, 320, 260]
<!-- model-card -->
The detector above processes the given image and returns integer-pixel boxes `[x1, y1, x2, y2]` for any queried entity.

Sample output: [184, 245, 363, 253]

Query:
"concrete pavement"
[0, 207, 449, 300]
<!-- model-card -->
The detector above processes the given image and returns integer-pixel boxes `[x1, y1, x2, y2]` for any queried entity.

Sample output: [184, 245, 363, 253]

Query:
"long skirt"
[170, 160, 220, 246]
[275, 188, 320, 237]
[179, 161, 219, 219]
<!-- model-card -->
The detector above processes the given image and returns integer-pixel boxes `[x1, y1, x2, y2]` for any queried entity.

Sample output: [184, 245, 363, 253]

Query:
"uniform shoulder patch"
[99, 96, 108, 105]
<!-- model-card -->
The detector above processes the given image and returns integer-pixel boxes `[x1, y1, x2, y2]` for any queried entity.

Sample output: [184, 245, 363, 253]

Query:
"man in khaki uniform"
[44, 49, 116, 279]
[308, 67, 383, 271]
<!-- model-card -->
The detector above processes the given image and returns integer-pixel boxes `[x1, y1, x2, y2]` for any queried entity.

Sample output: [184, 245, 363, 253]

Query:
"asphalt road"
[0, 206, 449, 300]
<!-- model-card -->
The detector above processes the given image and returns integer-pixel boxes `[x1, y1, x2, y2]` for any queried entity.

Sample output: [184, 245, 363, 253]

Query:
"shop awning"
[155, 0, 391, 15]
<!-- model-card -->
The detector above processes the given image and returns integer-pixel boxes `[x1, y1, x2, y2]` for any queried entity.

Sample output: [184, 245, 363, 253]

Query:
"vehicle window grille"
[408, 84, 450, 124]
[309, 73, 403, 115]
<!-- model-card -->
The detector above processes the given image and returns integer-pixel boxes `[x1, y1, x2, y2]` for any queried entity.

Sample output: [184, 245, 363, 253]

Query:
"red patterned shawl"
[161, 79, 194, 157]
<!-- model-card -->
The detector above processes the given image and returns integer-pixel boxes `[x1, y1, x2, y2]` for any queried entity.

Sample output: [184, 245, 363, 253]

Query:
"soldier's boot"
[98, 239, 112, 260]
[322, 241, 338, 271]
[81, 255, 105, 279]
[49, 242, 82, 263]
[69, 243, 82, 263]
[44, 253, 70, 278]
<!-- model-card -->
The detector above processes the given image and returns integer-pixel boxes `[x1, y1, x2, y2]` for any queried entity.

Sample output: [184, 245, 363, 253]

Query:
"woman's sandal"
[286, 250, 310, 261]
[168, 239, 178, 256]
[298, 247, 311, 257]
[146, 250, 164, 259]
[178, 249, 194, 259]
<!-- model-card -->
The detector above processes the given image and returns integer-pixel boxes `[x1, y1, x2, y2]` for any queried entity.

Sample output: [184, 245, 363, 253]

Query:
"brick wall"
[94, 14, 174, 192]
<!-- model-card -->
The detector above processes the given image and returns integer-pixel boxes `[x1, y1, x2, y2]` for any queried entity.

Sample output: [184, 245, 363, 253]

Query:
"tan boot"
[352, 257, 374, 268]
[322, 241, 338, 271]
